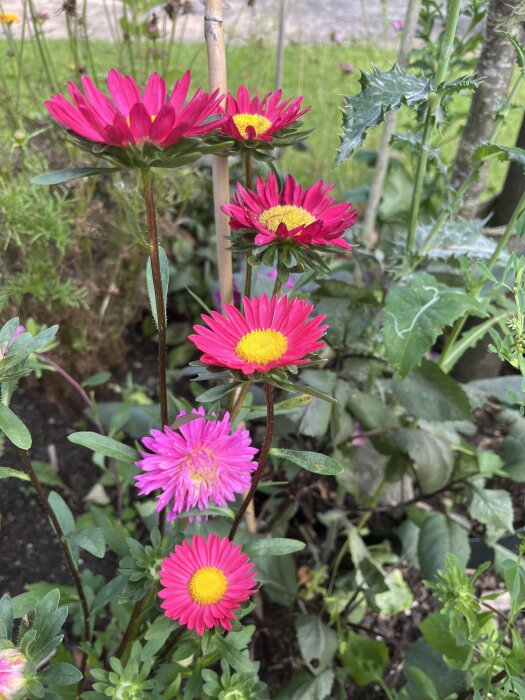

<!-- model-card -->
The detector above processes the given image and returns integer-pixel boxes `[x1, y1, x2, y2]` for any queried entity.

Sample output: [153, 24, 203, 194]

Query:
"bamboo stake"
[204, 0, 233, 306]
[360, 0, 421, 248]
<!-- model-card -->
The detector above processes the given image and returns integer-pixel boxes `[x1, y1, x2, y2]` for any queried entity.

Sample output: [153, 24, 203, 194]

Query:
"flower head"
[0, 12, 19, 23]
[135, 407, 257, 520]
[221, 85, 309, 143]
[0, 649, 26, 699]
[392, 19, 404, 31]
[45, 70, 224, 149]
[223, 173, 356, 250]
[159, 533, 257, 635]
[189, 294, 327, 375]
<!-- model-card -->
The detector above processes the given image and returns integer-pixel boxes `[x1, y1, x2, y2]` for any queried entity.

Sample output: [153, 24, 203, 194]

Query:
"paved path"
[2, 0, 407, 44]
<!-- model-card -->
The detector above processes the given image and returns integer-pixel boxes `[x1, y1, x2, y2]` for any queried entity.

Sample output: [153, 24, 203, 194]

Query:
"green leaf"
[68, 527, 106, 558]
[31, 167, 118, 185]
[295, 614, 337, 675]
[474, 143, 525, 171]
[297, 370, 337, 437]
[394, 429, 453, 493]
[39, 663, 83, 686]
[146, 246, 169, 329]
[383, 272, 487, 377]
[195, 382, 243, 403]
[67, 431, 138, 463]
[337, 65, 431, 162]
[418, 218, 500, 261]
[82, 371, 111, 387]
[501, 31, 525, 68]
[0, 466, 29, 481]
[419, 612, 470, 666]
[243, 537, 305, 557]
[0, 404, 32, 449]
[469, 487, 514, 532]
[48, 491, 76, 535]
[213, 635, 254, 674]
[418, 513, 470, 579]
[0, 594, 13, 639]
[339, 631, 389, 685]
[393, 359, 471, 421]
[375, 569, 414, 615]
[271, 448, 344, 475]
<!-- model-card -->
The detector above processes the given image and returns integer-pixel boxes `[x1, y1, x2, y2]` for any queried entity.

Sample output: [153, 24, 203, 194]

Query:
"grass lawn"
[1, 35, 523, 203]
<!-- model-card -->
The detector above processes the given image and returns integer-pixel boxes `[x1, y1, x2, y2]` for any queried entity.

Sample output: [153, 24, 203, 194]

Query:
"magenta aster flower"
[159, 533, 257, 635]
[135, 407, 257, 520]
[189, 294, 327, 375]
[222, 173, 356, 250]
[221, 85, 310, 142]
[45, 70, 224, 148]
[0, 649, 26, 699]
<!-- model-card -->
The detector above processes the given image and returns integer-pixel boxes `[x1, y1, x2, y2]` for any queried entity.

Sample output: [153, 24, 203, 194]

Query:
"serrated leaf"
[337, 65, 432, 162]
[418, 513, 470, 579]
[469, 487, 514, 531]
[270, 448, 343, 475]
[501, 31, 525, 69]
[418, 218, 500, 261]
[383, 272, 487, 377]
[474, 143, 525, 170]
[295, 614, 337, 675]
[146, 246, 169, 329]
[67, 431, 137, 463]
[0, 466, 29, 481]
[31, 167, 118, 185]
[0, 404, 32, 449]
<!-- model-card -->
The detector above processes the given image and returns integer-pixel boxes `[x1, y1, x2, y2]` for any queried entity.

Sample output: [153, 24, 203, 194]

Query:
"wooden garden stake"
[204, 0, 233, 306]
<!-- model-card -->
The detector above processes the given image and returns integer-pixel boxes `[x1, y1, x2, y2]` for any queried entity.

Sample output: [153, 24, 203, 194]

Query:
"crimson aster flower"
[189, 294, 327, 375]
[135, 407, 257, 520]
[223, 173, 356, 250]
[45, 70, 224, 149]
[0, 648, 26, 699]
[159, 533, 257, 635]
[221, 85, 310, 142]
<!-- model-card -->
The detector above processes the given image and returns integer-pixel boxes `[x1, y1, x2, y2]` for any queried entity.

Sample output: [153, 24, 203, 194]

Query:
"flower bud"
[0, 648, 27, 699]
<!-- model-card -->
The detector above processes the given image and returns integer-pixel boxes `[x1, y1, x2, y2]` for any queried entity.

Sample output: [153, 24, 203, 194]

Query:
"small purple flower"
[267, 268, 294, 290]
[213, 280, 241, 311]
[392, 19, 404, 31]
[36, 10, 49, 21]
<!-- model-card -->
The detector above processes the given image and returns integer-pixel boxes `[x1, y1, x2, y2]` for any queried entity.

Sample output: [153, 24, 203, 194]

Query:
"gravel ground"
[2, 0, 407, 44]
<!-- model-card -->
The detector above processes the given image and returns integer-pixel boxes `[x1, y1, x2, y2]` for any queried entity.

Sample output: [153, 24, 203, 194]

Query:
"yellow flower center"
[235, 329, 288, 365]
[185, 447, 218, 486]
[188, 566, 228, 605]
[232, 113, 272, 139]
[259, 205, 316, 233]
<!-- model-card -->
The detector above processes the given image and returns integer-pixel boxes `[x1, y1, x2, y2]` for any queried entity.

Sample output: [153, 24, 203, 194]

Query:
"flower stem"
[141, 168, 169, 430]
[229, 381, 251, 424]
[141, 168, 169, 535]
[229, 382, 274, 539]
[18, 448, 90, 695]
[406, 0, 462, 255]
[116, 586, 157, 663]
[243, 150, 254, 303]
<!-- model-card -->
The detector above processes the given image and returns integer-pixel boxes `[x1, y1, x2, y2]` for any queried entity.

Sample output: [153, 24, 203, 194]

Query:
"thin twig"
[18, 449, 90, 696]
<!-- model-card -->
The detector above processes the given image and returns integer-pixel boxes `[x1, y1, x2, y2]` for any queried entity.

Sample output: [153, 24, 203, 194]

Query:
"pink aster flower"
[221, 85, 310, 142]
[222, 173, 356, 250]
[188, 294, 327, 375]
[45, 70, 224, 148]
[0, 649, 26, 699]
[159, 532, 257, 635]
[135, 407, 257, 520]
